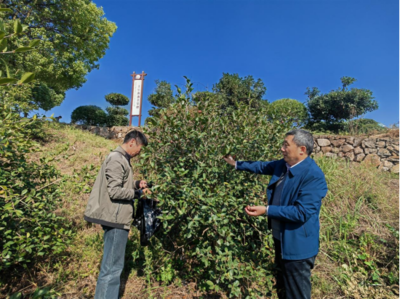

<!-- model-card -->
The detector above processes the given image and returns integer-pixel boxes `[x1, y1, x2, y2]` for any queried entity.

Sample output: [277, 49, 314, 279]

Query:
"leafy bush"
[268, 98, 308, 126]
[105, 106, 129, 116]
[106, 113, 129, 126]
[0, 103, 73, 271]
[71, 105, 107, 126]
[105, 93, 129, 106]
[137, 78, 294, 297]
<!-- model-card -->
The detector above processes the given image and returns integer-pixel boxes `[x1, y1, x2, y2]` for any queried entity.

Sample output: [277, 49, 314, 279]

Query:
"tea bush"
[137, 78, 294, 297]
[0, 103, 73, 270]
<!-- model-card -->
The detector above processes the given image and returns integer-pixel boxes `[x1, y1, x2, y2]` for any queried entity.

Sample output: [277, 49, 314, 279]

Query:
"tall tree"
[104, 93, 129, 126]
[147, 80, 175, 118]
[306, 77, 378, 130]
[0, 0, 117, 113]
[212, 73, 267, 108]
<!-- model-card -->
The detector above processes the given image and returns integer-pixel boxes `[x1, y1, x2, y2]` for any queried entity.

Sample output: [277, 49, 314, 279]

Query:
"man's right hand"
[223, 154, 236, 167]
[141, 188, 152, 199]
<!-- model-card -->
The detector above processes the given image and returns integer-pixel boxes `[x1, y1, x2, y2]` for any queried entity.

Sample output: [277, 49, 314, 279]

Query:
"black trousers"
[273, 238, 316, 299]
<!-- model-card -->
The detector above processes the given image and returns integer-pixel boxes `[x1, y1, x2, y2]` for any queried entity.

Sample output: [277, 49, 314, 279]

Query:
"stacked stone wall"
[313, 134, 399, 173]
[74, 125, 140, 140]
[74, 125, 399, 173]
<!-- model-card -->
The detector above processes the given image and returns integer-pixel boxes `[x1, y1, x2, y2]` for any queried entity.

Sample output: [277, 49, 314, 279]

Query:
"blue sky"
[45, 0, 399, 127]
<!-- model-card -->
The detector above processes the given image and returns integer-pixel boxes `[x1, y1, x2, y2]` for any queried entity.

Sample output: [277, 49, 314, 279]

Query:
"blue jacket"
[237, 156, 328, 260]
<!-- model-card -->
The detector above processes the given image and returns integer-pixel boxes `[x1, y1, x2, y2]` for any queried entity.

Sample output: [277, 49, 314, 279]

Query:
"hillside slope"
[3, 123, 398, 298]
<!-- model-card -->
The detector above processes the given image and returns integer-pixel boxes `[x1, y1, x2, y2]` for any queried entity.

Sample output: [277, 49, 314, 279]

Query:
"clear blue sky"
[45, 0, 399, 127]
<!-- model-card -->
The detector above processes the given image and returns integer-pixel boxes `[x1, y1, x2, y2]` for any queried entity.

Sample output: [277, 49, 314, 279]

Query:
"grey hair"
[285, 129, 314, 155]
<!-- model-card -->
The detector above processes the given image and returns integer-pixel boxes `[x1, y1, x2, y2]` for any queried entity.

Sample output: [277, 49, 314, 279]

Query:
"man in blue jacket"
[224, 129, 327, 299]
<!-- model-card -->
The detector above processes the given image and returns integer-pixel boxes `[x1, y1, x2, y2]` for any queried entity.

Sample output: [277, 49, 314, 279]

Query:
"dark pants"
[274, 238, 316, 299]
[94, 226, 129, 299]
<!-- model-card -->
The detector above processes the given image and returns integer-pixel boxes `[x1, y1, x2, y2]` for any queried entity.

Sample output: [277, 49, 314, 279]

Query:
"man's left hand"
[139, 180, 147, 189]
[245, 205, 267, 217]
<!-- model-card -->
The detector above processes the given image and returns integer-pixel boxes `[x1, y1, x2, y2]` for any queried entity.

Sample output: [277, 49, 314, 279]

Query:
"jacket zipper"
[115, 203, 121, 221]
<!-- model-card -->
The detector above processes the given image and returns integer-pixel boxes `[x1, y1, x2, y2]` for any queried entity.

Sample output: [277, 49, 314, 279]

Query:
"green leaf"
[0, 77, 17, 85]
[14, 47, 34, 53]
[0, 8, 12, 12]
[206, 280, 214, 286]
[0, 38, 7, 52]
[14, 20, 22, 34]
[29, 39, 40, 47]
[0, 58, 10, 78]
[18, 72, 35, 84]
[0, 32, 5, 39]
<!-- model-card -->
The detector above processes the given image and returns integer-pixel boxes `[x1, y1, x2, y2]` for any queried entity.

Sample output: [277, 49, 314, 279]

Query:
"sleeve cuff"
[235, 161, 237, 169]
[265, 206, 268, 216]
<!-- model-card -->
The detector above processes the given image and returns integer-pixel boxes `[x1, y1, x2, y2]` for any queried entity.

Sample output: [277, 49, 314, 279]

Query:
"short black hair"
[285, 129, 314, 156]
[123, 130, 148, 146]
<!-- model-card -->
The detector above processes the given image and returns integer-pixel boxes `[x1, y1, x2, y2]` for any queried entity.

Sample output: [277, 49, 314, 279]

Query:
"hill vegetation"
[1, 105, 398, 299]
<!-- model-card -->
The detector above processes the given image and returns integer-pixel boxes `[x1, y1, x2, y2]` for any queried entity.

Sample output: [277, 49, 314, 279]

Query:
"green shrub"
[0, 103, 73, 270]
[106, 114, 129, 126]
[137, 78, 294, 297]
[105, 93, 129, 106]
[105, 106, 129, 116]
[71, 105, 107, 126]
[268, 98, 308, 126]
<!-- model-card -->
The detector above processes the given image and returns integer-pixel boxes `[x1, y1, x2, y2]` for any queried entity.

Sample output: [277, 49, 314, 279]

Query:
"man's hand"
[223, 154, 236, 167]
[245, 205, 267, 217]
[140, 188, 152, 200]
[139, 180, 147, 189]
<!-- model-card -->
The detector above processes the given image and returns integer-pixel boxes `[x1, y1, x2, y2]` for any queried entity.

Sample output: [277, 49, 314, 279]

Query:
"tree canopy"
[147, 74, 268, 121]
[71, 105, 107, 126]
[0, 0, 117, 113]
[268, 98, 308, 126]
[306, 77, 378, 128]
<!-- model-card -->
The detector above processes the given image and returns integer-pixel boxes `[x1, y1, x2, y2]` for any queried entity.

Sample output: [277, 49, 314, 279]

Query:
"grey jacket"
[84, 146, 140, 230]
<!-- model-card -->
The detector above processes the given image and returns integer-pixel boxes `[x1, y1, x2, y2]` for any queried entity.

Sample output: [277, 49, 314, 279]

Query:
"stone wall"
[74, 125, 140, 140]
[74, 125, 399, 173]
[312, 134, 399, 173]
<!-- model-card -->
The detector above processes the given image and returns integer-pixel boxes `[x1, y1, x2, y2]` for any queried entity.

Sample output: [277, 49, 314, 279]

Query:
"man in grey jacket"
[84, 130, 150, 299]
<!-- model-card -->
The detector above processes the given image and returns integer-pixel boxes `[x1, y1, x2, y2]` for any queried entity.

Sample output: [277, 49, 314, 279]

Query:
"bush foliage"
[0, 103, 73, 271]
[137, 78, 293, 297]
[105, 93, 129, 106]
[71, 105, 107, 126]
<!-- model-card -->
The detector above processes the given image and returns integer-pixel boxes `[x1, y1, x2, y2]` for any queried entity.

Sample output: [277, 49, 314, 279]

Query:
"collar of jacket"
[115, 146, 132, 162]
[287, 156, 312, 177]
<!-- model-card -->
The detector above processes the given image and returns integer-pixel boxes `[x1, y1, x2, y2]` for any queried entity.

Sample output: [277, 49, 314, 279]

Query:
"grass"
[2, 122, 398, 298]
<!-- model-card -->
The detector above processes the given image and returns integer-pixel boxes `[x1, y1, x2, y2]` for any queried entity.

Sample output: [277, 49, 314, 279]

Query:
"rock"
[362, 139, 376, 148]
[368, 149, 378, 154]
[317, 139, 331, 147]
[321, 146, 332, 153]
[390, 164, 399, 173]
[354, 147, 363, 155]
[363, 154, 381, 167]
[387, 155, 399, 163]
[99, 127, 110, 138]
[344, 151, 355, 161]
[332, 147, 340, 153]
[392, 145, 399, 152]
[338, 152, 344, 158]
[377, 148, 391, 157]
[346, 137, 355, 144]
[331, 139, 346, 147]
[353, 137, 363, 147]
[355, 153, 365, 162]
[342, 144, 354, 152]
[325, 152, 337, 158]
[376, 141, 386, 147]
[378, 137, 389, 142]
[383, 160, 394, 168]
